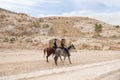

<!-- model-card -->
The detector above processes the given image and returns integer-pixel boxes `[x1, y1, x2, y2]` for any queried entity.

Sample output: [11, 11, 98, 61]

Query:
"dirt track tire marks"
[0, 60, 120, 80]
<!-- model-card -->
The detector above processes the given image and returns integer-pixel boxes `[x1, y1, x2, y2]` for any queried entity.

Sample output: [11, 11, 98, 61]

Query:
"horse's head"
[71, 44, 76, 49]
[68, 44, 76, 50]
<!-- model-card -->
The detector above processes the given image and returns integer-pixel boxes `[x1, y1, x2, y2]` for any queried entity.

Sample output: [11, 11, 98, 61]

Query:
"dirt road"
[0, 50, 120, 80]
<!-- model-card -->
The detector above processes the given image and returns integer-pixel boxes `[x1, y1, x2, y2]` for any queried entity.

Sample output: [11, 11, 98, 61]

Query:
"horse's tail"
[44, 49, 46, 57]
[52, 52, 55, 57]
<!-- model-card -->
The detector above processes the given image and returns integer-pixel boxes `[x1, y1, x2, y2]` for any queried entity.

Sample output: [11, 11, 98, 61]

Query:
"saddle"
[61, 47, 70, 56]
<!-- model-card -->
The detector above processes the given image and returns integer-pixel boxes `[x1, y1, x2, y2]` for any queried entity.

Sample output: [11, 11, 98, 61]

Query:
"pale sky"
[0, 0, 120, 25]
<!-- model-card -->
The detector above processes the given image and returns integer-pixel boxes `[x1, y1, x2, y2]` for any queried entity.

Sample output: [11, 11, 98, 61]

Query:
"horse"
[54, 44, 76, 65]
[44, 47, 55, 62]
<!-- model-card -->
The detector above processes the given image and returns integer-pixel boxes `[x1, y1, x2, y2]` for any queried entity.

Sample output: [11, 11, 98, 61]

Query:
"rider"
[60, 39, 70, 56]
[53, 39, 58, 49]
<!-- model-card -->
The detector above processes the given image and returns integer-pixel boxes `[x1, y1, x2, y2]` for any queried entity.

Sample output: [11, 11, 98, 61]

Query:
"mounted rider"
[53, 39, 58, 50]
[60, 39, 70, 56]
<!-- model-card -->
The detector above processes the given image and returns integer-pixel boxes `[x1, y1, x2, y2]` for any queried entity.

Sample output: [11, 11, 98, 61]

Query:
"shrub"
[42, 24, 49, 28]
[94, 23, 102, 37]
[48, 27, 54, 36]
[33, 20, 41, 28]
[63, 29, 68, 33]
[58, 17, 61, 19]
[39, 18, 44, 22]
[109, 35, 120, 38]
[3, 37, 9, 42]
[10, 37, 16, 43]
[0, 14, 6, 18]
[66, 21, 69, 24]
[114, 25, 120, 28]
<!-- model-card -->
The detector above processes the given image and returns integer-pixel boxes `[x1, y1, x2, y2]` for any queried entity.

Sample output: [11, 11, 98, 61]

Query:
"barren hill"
[0, 8, 120, 50]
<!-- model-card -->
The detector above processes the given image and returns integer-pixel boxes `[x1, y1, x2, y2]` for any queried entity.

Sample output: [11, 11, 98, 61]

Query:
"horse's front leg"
[59, 56, 64, 64]
[68, 56, 72, 64]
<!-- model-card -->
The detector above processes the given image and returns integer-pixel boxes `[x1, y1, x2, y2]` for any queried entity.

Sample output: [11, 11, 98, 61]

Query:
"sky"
[0, 0, 120, 25]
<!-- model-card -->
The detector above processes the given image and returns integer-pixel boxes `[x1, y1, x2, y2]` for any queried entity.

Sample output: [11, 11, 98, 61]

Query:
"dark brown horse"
[44, 47, 55, 62]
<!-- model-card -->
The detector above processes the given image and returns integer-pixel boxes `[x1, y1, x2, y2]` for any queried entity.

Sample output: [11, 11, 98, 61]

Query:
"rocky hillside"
[42, 17, 120, 37]
[0, 8, 120, 50]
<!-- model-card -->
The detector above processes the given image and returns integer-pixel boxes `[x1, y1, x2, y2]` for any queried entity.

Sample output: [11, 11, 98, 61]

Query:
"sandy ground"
[0, 50, 120, 80]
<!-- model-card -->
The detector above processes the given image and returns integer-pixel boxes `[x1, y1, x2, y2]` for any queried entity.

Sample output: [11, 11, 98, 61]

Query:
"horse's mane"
[67, 44, 72, 50]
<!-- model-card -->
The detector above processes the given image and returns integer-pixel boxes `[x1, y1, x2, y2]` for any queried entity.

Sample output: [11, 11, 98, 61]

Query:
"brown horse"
[44, 47, 55, 62]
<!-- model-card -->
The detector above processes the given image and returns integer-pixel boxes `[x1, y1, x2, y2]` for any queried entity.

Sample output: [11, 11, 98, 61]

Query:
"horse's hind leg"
[46, 56, 49, 62]
[54, 56, 58, 66]
[46, 52, 51, 63]
[68, 56, 72, 64]
[64, 56, 66, 61]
